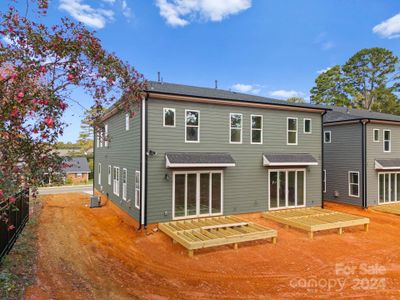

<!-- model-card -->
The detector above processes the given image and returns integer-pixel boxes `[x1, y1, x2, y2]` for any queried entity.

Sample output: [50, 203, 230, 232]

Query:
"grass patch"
[0, 198, 42, 300]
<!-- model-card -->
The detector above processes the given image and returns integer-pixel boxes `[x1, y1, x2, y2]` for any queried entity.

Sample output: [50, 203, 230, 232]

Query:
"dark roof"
[263, 153, 318, 166]
[62, 157, 90, 173]
[375, 159, 400, 170]
[166, 152, 235, 167]
[147, 81, 327, 111]
[324, 107, 400, 123]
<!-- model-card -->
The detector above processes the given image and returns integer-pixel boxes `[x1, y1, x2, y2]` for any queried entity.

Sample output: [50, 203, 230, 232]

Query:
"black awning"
[263, 153, 318, 167]
[375, 159, 400, 170]
[166, 152, 236, 168]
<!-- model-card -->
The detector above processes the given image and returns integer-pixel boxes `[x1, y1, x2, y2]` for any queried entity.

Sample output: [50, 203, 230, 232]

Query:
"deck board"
[373, 203, 400, 216]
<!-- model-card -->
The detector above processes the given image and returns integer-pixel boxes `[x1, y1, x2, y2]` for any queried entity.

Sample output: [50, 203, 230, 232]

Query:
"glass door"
[379, 172, 400, 204]
[269, 170, 306, 209]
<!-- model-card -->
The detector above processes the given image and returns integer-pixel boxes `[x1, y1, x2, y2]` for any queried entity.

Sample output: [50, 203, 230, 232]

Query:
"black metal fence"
[0, 189, 29, 261]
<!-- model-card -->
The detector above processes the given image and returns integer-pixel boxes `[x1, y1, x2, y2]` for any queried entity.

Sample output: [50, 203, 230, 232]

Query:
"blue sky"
[2, 0, 400, 142]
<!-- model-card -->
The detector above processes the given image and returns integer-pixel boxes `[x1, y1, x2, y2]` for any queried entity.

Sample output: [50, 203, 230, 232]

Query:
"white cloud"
[373, 13, 400, 39]
[2, 35, 12, 45]
[59, 0, 114, 29]
[269, 90, 304, 99]
[317, 67, 331, 74]
[121, 0, 132, 18]
[231, 83, 260, 94]
[321, 41, 334, 50]
[155, 0, 251, 27]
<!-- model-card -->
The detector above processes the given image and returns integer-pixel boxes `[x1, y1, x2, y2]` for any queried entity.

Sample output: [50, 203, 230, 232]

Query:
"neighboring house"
[94, 81, 328, 226]
[324, 107, 400, 208]
[62, 157, 90, 184]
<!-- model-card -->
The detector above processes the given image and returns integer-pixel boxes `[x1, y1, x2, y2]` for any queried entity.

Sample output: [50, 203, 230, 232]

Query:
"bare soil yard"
[24, 193, 400, 299]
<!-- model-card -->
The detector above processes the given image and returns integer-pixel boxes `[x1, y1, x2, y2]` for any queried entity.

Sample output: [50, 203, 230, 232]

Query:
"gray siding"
[147, 98, 322, 223]
[366, 123, 400, 206]
[94, 110, 141, 221]
[323, 123, 363, 206]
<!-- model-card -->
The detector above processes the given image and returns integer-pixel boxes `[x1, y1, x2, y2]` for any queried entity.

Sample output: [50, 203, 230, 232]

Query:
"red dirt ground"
[24, 193, 400, 299]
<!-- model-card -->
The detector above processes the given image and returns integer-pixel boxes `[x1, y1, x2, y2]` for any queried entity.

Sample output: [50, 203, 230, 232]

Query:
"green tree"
[287, 97, 305, 103]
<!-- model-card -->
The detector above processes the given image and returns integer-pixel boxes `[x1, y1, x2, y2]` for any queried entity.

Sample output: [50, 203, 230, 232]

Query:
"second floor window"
[185, 110, 200, 142]
[324, 131, 331, 143]
[287, 117, 298, 145]
[230, 113, 242, 143]
[125, 113, 130, 131]
[104, 124, 108, 147]
[163, 108, 175, 127]
[251, 115, 262, 144]
[384, 130, 391, 152]
[373, 129, 379, 142]
[304, 119, 312, 134]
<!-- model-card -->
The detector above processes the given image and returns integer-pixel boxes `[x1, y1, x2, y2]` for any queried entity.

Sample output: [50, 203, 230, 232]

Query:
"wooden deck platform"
[373, 203, 400, 216]
[263, 207, 369, 239]
[159, 216, 277, 256]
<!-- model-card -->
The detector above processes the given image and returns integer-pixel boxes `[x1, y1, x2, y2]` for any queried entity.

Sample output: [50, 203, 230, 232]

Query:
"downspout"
[144, 95, 149, 228]
[93, 126, 96, 196]
[139, 94, 148, 229]
[321, 110, 328, 209]
[361, 119, 369, 209]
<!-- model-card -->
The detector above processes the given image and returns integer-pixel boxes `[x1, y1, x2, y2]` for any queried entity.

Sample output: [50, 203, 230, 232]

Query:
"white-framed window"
[230, 113, 242, 144]
[135, 171, 141, 209]
[98, 163, 101, 185]
[373, 129, 379, 142]
[122, 168, 127, 201]
[251, 115, 262, 144]
[348, 171, 360, 197]
[125, 113, 130, 131]
[287, 117, 298, 145]
[113, 166, 120, 196]
[108, 165, 111, 185]
[324, 131, 331, 143]
[104, 124, 108, 147]
[77, 173, 82, 178]
[163, 108, 175, 127]
[100, 131, 103, 148]
[384, 129, 391, 152]
[323, 170, 326, 193]
[185, 110, 200, 142]
[304, 118, 312, 134]
[96, 132, 99, 148]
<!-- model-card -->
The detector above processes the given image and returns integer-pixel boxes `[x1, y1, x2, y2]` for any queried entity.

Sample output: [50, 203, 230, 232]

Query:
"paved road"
[38, 184, 93, 195]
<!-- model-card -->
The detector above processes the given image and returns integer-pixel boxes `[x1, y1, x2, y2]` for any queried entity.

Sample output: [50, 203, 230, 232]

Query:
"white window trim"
[185, 109, 200, 143]
[125, 113, 130, 131]
[99, 131, 103, 148]
[172, 170, 224, 220]
[96, 132, 99, 148]
[303, 118, 312, 134]
[104, 124, 108, 147]
[250, 114, 263, 144]
[373, 129, 379, 142]
[323, 169, 326, 193]
[229, 113, 243, 144]
[287, 117, 298, 145]
[268, 168, 306, 211]
[383, 129, 391, 152]
[163, 108, 176, 127]
[122, 168, 127, 201]
[135, 170, 141, 209]
[113, 166, 120, 196]
[108, 165, 111, 185]
[324, 131, 331, 144]
[348, 171, 360, 198]
[98, 163, 101, 185]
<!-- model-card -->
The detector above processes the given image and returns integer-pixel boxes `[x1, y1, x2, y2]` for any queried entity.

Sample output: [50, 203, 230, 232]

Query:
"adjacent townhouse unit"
[324, 107, 400, 208]
[94, 81, 328, 227]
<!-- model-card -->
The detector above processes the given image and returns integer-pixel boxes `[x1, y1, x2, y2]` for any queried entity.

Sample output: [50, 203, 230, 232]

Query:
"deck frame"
[263, 207, 369, 239]
[373, 203, 400, 216]
[159, 216, 277, 256]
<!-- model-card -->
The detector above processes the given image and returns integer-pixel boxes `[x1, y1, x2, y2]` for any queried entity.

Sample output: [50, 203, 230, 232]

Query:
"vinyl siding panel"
[94, 110, 141, 221]
[147, 98, 322, 223]
[366, 123, 400, 206]
[323, 123, 363, 206]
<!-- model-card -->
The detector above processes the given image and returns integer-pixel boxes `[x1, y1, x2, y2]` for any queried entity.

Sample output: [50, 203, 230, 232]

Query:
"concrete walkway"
[38, 184, 93, 195]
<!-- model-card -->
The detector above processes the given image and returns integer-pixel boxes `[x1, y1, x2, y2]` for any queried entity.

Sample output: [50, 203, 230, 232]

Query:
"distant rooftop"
[147, 81, 328, 110]
[324, 107, 400, 123]
[62, 157, 90, 173]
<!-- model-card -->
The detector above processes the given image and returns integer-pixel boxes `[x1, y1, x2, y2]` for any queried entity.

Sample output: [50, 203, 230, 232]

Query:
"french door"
[378, 173, 400, 204]
[173, 171, 223, 219]
[268, 169, 306, 209]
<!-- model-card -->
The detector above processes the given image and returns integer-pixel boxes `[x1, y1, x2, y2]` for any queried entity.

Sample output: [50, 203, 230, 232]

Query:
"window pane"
[379, 174, 384, 203]
[385, 174, 390, 203]
[384, 130, 390, 140]
[231, 129, 241, 142]
[351, 184, 359, 196]
[374, 130, 379, 141]
[288, 171, 296, 206]
[324, 132, 330, 142]
[186, 111, 198, 125]
[391, 173, 396, 201]
[252, 130, 261, 143]
[279, 171, 286, 207]
[288, 118, 297, 130]
[385, 141, 390, 151]
[186, 127, 198, 141]
[231, 114, 242, 128]
[164, 109, 175, 126]
[211, 173, 221, 214]
[305, 119, 311, 132]
[252, 116, 262, 129]
[174, 175, 185, 217]
[200, 174, 210, 214]
[350, 172, 358, 184]
[288, 131, 297, 144]
[297, 171, 304, 206]
[187, 174, 197, 216]
[270, 172, 278, 208]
